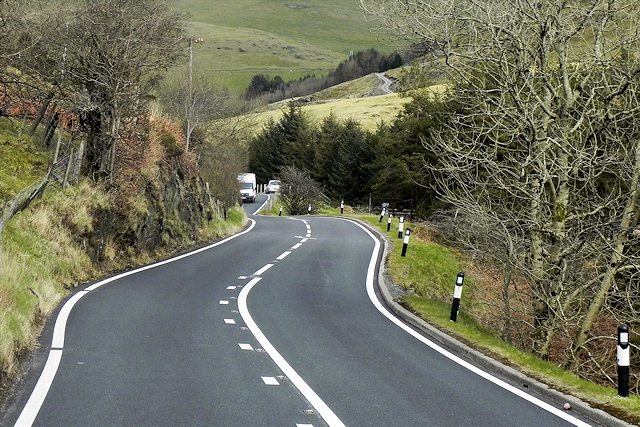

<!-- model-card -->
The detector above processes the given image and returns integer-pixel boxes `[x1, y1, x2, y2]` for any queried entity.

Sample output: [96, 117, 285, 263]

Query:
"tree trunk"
[566, 137, 640, 369]
[42, 107, 59, 148]
[502, 270, 513, 344]
[28, 91, 55, 137]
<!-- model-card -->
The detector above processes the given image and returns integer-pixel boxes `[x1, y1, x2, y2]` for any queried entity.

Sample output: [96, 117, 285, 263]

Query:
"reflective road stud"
[618, 324, 630, 397]
[450, 272, 465, 322]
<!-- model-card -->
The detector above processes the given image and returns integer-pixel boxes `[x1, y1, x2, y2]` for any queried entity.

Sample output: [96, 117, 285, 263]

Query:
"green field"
[170, 0, 392, 92]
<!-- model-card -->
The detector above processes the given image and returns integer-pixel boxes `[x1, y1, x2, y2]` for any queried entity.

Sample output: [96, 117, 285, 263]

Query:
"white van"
[238, 173, 256, 203]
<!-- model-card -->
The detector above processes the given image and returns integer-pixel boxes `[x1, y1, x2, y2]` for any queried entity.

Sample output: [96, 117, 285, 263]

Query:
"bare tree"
[361, 0, 640, 371]
[0, 0, 59, 123]
[279, 166, 325, 215]
[198, 108, 257, 209]
[44, 0, 187, 180]
[159, 72, 232, 151]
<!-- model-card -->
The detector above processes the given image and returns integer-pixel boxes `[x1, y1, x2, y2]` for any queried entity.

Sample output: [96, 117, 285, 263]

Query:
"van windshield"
[241, 183, 253, 189]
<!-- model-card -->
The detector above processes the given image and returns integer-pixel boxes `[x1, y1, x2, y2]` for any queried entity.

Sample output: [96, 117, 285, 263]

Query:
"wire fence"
[51, 139, 84, 188]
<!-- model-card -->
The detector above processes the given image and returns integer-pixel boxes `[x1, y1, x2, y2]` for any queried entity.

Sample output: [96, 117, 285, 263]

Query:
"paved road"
[376, 73, 393, 94]
[241, 193, 270, 216]
[3, 208, 600, 426]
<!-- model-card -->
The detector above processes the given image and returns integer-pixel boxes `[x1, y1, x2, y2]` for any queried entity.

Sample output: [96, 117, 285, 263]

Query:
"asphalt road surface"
[375, 73, 393, 94]
[3, 200, 602, 426]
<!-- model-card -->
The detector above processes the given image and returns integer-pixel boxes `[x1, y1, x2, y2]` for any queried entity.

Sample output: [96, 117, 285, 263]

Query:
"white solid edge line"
[14, 350, 62, 427]
[251, 196, 269, 215]
[339, 218, 590, 427]
[14, 219, 257, 427]
[239, 277, 346, 427]
[253, 264, 274, 276]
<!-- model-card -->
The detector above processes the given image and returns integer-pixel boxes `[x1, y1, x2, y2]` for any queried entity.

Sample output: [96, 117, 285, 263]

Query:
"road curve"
[376, 73, 393, 94]
[3, 212, 605, 426]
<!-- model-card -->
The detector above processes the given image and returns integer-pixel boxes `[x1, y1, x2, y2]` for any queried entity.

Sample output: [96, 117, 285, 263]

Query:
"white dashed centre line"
[238, 343, 253, 351]
[261, 376, 280, 386]
[276, 251, 291, 260]
[227, 285, 237, 290]
[219, 300, 229, 305]
[224, 319, 236, 325]
[291, 243, 303, 250]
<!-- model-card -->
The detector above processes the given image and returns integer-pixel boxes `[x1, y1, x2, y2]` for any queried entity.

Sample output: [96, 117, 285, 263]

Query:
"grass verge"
[346, 211, 640, 424]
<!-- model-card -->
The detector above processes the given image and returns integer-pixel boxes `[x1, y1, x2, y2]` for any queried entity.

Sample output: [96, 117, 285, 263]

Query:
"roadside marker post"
[340, 200, 344, 215]
[398, 216, 404, 239]
[450, 272, 465, 322]
[387, 213, 392, 232]
[618, 324, 630, 397]
[401, 228, 411, 257]
[307, 204, 312, 215]
[379, 207, 385, 222]
[279, 205, 283, 216]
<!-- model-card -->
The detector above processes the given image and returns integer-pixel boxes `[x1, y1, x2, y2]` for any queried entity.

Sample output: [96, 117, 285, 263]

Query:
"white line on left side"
[253, 264, 273, 276]
[238, 277, 345, 427]
[14, 219, 258, 427]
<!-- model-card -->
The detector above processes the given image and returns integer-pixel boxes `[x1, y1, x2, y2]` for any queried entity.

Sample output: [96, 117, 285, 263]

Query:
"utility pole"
[186, 37, 204, 151]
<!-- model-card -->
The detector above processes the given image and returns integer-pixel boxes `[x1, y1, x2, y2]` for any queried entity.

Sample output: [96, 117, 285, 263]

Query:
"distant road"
[241, 193, 269, 216]
[5, 210, 598, 426]
[376, 72, 393, 94]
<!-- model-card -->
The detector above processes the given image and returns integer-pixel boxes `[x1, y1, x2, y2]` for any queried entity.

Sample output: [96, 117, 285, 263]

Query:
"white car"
[265, 179, 281, 194]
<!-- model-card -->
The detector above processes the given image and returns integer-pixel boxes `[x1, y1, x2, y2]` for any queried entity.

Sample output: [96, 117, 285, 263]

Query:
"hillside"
[224, 71, 409, 135]
[171, 0, 393, 92]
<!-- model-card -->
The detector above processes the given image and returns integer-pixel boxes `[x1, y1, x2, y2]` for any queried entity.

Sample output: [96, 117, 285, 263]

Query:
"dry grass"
[239, 92, 409, 136]
[0, 181, 109, 376]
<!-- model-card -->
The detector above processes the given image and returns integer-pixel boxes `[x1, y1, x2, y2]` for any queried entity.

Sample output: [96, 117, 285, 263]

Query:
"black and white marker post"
[617, 324, 630, 397]
[307, 204, 312, 215]
[379, 207, 385, 222]
[401, 228, 411, 257]
[340, 200, 344, 214]
[387, 213, 392, 232]
[450, 272, 465, 322]
[398, 216, 404, 239]
[279, 205, 283, 216]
